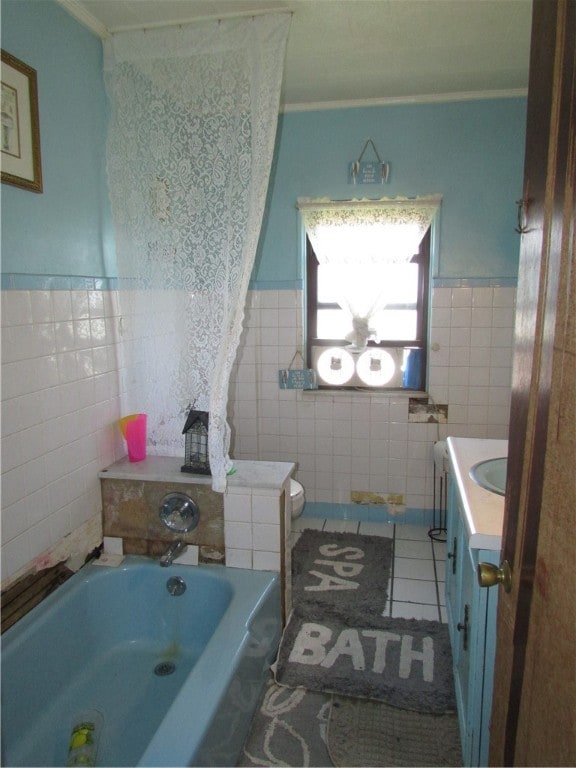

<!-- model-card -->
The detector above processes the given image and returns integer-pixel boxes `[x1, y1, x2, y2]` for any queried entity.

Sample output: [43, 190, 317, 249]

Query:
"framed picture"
[1, 50, 43, 192]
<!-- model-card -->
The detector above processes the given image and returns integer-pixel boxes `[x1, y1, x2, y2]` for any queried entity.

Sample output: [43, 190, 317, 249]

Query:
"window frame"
[305, 227, 431, 392]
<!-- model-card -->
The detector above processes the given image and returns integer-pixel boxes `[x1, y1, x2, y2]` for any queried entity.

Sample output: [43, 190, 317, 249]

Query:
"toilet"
[290, 479, 305, 519]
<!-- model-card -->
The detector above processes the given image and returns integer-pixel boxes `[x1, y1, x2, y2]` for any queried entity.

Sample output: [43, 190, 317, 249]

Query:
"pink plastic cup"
[125, 413, 147, 462]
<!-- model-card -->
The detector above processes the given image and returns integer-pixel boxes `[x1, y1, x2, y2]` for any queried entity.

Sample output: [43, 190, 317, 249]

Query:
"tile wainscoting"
[1, 285, 123, 586]
[1, 279, 515, 586]
[228, 282, 516, 520]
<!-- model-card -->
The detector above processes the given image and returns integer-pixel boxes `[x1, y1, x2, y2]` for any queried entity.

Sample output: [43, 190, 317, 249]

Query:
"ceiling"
[59, 0, 533, 110]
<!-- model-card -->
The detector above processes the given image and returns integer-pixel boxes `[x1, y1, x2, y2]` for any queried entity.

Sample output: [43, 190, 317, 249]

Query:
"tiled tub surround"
[228, 283, 516, 520]
[1, 286, 124, 588]
[100, 476, 226, 562]
[99, 457, 293, 559]
[99, 456, 294, 619]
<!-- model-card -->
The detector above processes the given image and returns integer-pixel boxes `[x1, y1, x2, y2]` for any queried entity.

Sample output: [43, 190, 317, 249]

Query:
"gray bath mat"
[327, 695, 462, 767]
[239, 675, 333, 767]
[290, 528, 393, 622]
[275, 609, 455, 713]
[275, 529, 455, 714]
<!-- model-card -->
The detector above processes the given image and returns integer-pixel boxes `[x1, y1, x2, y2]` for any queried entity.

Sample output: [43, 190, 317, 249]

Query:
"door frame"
[489, 1, 576, 763]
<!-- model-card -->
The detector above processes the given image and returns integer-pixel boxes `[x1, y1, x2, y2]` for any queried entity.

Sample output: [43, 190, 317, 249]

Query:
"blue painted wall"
[254, 99, 527, 287]
[1, 0, 114, 278]
[2, 1, 525, 289]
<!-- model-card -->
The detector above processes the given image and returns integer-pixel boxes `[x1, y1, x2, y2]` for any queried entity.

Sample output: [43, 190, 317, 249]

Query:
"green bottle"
[66, 710, 103, 767]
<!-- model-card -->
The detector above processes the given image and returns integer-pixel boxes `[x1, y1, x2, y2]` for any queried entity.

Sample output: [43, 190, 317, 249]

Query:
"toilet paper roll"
[433, 440, 449, 472]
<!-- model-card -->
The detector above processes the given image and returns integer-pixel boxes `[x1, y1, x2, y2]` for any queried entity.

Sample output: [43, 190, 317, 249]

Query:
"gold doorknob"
[477, 560, 512, 593]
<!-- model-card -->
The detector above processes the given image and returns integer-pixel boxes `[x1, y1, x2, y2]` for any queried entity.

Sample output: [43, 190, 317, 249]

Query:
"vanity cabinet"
[445, 474, 500, 767]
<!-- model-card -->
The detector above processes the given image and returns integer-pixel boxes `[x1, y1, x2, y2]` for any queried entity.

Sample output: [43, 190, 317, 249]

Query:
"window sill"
[301, 388, 429, 399]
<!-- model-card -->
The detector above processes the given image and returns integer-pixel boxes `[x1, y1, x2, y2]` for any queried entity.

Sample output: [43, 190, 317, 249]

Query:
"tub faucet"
[160, 540, 186, 567]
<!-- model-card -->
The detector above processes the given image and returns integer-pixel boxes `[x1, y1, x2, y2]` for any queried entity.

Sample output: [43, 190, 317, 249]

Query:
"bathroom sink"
[469, 457, 507, 496]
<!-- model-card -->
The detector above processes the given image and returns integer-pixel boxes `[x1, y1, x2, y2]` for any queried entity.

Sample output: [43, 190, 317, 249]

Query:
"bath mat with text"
[275, 529, 455, 714]
[275, 609, 455, 714]
[289, 528, 393, 622]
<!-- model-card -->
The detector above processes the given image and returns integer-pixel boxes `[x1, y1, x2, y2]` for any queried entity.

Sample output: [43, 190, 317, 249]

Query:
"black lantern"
[181, 410, 211, 475]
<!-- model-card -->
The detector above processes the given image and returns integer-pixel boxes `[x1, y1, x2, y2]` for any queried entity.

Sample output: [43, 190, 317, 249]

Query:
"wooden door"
[489, 1, 575, 764]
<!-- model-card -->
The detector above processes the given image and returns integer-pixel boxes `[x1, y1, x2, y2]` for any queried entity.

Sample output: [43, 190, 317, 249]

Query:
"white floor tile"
[392, 602, 441, 621]
[322, 519, 360, 533]
[394, 539, 434, 560]
[395, 524, 431, 541]
[394, 556, 436, 581]
[435, 560, 446, 582]
[358, 521, 394, 538]
[393, 578, 439, 605]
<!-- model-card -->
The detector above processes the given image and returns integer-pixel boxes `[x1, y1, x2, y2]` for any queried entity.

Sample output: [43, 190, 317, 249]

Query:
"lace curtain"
[104, 14, 290, 491]
[299, 197, 441, 349]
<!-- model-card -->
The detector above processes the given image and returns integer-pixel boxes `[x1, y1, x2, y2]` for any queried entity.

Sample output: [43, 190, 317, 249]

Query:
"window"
[302, 198, 439, 391]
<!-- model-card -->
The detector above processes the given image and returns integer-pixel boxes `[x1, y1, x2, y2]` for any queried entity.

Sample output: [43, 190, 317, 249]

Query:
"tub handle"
[159, 493, 200, 533]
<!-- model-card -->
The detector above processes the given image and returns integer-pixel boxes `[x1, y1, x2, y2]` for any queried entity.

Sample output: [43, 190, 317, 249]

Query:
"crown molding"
[282, 88, 528, 113]
[56, 1, 292, 37]
[56, 0, 111, 39]
[53, 1, 527, 114]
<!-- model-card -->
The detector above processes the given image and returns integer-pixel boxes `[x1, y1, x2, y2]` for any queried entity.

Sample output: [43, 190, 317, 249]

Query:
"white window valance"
[298, 195, 442, 265]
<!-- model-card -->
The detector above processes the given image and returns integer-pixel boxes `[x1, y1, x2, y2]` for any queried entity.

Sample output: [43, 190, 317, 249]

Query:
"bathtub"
[1, 556, 281, 767]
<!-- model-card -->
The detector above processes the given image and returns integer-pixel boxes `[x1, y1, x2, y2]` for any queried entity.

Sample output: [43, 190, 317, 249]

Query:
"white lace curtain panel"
[299, 197, 441, 349]
[104, 15, 290, 491]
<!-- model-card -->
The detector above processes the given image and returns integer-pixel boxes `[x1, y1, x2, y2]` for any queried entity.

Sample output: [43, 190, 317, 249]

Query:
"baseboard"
[301, 501, 434, 527]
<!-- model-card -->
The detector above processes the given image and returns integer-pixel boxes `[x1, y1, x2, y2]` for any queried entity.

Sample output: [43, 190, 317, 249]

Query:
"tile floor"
[291, 516, 447, 623]
[238, 517, 451, 767]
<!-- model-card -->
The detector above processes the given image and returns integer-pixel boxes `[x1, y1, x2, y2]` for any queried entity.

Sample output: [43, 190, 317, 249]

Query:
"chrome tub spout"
[160, 540, 186, 567]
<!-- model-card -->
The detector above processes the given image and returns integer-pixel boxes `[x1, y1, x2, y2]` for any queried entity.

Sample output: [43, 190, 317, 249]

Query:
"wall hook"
[515, 197, 531, 234]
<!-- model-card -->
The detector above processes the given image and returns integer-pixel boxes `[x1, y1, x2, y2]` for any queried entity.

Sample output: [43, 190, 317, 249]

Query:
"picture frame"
[1, 50, 43, 193]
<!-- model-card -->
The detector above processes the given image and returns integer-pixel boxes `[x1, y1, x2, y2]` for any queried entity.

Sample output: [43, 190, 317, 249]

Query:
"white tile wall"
[224, 486, 282, 571]
[228, 285, 516, 511]
[1, 289, 124, 586]
[1, 282, 515, 585]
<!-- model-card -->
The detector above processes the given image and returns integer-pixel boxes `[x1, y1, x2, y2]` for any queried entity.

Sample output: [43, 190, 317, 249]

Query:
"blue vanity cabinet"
[445, 478, 464, 655]
[446, 475, 501, 767]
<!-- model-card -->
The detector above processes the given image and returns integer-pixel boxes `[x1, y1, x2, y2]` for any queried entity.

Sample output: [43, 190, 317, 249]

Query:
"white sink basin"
[469, 457, 507, 496]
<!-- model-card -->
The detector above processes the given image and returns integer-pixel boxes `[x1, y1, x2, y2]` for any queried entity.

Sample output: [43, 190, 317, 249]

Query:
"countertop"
[99, 456, 295, 492]
[446, 437, 507, 551]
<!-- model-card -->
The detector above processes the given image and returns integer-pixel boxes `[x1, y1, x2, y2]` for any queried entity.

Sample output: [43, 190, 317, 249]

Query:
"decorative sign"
[349, 160, 390, 185]
[348, 138, 390, 185]
[278, 368, 318, 390]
